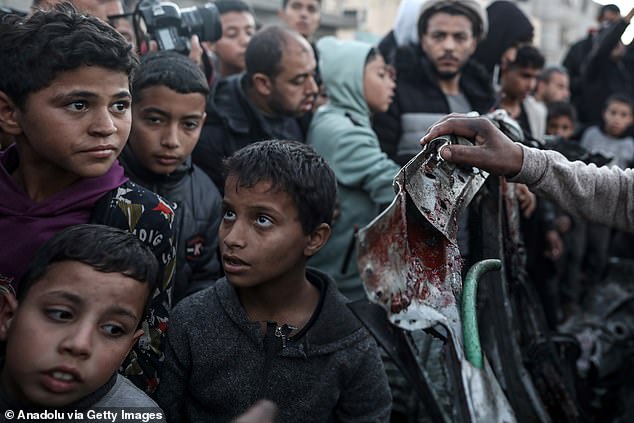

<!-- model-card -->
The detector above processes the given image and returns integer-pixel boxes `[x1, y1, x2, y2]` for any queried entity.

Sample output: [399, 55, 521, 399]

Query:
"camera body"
[137, 0, 222, 54]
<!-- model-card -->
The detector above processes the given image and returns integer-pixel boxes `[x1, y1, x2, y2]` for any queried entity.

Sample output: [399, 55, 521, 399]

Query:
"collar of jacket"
[119, 144, 192, 188]
[213, 268, 367, 357]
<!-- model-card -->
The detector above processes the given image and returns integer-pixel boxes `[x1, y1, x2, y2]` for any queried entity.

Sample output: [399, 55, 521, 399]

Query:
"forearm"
[509, 145, 634, 232]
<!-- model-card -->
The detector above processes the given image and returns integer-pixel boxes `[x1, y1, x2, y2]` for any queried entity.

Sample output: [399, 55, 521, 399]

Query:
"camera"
[135, 0, 222, 54]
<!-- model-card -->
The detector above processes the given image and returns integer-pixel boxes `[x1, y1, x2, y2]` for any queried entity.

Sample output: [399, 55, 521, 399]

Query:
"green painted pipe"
[461, 259, 502, 369]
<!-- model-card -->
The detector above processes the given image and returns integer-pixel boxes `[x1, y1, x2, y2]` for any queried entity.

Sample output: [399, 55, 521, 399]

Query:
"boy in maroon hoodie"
[0, 4, 175, 395]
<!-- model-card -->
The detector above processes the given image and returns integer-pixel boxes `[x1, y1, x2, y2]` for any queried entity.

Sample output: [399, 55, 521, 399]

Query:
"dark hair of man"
[538, 65, 568, 83]
[245, 25, 296, 85]
[214, 0, 254, 16]
[0, 2, 137, 110]
[222, 140, 336, 234]
[282, 0, 321, 9]
[547, 101, 577, 123]
[132, 51, 209, 102]
[605, 93, 634, 114]
[18, 225, 159, 315]
[506, 44, 545, 71]
[418, 3, 484, 41]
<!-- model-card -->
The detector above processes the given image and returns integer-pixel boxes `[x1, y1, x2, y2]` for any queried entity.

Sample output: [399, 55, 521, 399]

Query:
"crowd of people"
[0, 0, 633, 421]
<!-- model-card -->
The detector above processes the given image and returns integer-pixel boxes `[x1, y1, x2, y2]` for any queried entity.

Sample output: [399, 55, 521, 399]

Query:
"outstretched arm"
[420, 114, 634, 232]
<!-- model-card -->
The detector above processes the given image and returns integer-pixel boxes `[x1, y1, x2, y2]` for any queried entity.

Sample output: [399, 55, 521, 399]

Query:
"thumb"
[440, 144, 475, 167]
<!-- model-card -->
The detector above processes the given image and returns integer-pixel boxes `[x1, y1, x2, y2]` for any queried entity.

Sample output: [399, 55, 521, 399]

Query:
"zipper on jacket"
[255, 322, 297, 400]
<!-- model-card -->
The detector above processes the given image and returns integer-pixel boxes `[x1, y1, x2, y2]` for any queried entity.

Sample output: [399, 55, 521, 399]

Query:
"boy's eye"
[102, 324, 125, 337]
[255, 215, 273, 227]
[223, 209, 236, 221]
[46, 308, 74, 321]
[182, 120, 200, 130]
[110, 101, 130, 114]
[145, 116, 163, 125]
[66, 101, 88, 112]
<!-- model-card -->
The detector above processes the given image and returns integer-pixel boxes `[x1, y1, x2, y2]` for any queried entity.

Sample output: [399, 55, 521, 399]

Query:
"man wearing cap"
[373, 0, 494, 167]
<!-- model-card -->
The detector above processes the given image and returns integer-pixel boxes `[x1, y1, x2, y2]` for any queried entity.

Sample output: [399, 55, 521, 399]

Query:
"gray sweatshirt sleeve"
[509, 144, 634, 232]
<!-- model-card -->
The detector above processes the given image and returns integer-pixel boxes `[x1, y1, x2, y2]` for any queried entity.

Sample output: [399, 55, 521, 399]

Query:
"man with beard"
[193, 25, 318, 191]
[373, 0, 494, 167]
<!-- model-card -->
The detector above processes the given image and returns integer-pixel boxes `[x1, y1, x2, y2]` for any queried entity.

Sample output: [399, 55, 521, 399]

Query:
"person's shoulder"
[190, 165, 222, 198]
[305, 269, 368, 344]
[96, 374, 162, 409]
[111, 180, 175, 211]
[171, 279, 223, 318]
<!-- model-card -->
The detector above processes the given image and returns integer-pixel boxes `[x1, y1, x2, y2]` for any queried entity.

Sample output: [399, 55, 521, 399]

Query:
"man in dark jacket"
[373, 0, 494, 167]
[193, 25, 318, 191]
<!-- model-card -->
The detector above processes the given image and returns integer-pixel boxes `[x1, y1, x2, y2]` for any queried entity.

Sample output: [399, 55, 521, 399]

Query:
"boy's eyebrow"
[104, 305, 141, 322]
[52, 90, 131, 101]
[41, 290, 140, 321]
[140, 106, 205, 119]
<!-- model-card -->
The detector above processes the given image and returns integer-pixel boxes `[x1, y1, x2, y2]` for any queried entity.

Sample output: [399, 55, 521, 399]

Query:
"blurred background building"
[1, 0, 631, 65]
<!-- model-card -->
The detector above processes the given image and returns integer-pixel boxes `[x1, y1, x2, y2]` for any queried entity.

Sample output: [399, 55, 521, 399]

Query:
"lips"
[222, 254, 250, 273]
[41, 367, 82, 393]
[155, 156, 181, 166]
[80, 145, 118, 159]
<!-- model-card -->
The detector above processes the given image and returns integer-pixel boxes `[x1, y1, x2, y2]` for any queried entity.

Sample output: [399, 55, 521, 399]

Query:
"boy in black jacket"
[156, 140, 392, 422]
[119, 51, 223, 304]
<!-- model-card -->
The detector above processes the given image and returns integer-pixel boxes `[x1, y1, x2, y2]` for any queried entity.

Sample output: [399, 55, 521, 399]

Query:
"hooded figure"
[473, 0, 534, 83]
[307, 36, 399, 300]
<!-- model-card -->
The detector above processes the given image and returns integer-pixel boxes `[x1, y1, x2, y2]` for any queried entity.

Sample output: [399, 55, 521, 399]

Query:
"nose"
[59, 322, 93, 358]
[160, 125, 180, 149]
[305, 74, 318, 96]
[239, 31, 251, 47]
[222, 220, 247, 250]
[89, 108, 118, 137]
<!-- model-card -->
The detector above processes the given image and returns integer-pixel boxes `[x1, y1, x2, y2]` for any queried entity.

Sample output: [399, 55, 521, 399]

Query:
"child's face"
[219, 177, 315, 289]
[501, 66, 541, 102]
[129, 86, 206, 175]
[603, 100, 634, 138]
[213, 11, 256, 76]
[363, 54, 395, 114]
[0, 261, 146, 407]
[547, 116, 575, 139]
[11, 66, 131, 181]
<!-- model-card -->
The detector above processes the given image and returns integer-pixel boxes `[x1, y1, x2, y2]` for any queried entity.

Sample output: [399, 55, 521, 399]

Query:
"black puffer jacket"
[120, 146, 222, 304]
[373, 45, 495, 166]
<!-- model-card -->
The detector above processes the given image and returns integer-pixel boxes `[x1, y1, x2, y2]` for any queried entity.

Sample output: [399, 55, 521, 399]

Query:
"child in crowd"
[0, 224, 163, 413]
[307, 37, 398, 301]
[581, 93, 634, 169]
[544, 101, 587, 320]
[579, 93, 634, 286]
[546, 101, 577, 140]
[156, 140, 391, 422]
[120, 51, 222, 304]
[0, 5, 175, 394]
[208, 0, 256, 79]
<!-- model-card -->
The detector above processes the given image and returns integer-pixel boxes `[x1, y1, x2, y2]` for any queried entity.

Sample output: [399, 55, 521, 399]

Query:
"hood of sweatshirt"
[317, 36, 373, 121]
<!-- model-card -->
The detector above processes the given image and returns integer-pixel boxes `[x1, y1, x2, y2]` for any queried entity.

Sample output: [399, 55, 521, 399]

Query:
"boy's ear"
[123, 329, 144, 359]
[304, 223, 331, 257]
[0, 290, 18, 341]
[0, 91, 23, 136]
[252, 73, 273, 97]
